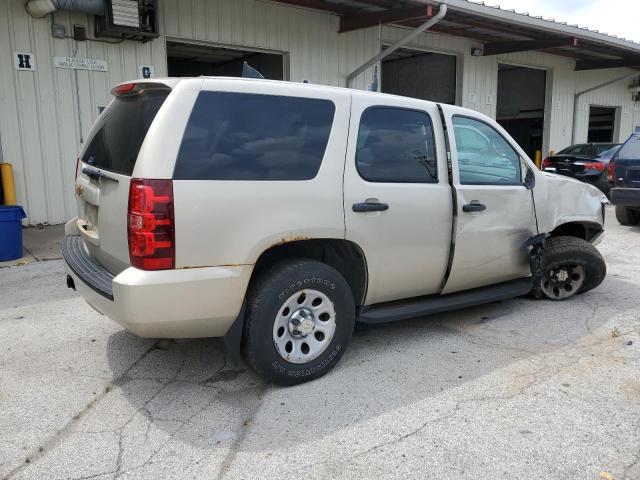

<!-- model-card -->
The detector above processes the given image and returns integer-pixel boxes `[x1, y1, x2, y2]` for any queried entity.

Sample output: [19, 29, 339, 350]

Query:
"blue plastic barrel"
[0, 206, 27, 261]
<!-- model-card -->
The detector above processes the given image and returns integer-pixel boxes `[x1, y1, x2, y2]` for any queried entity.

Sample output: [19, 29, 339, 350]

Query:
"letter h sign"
[14, 52, 36, 71]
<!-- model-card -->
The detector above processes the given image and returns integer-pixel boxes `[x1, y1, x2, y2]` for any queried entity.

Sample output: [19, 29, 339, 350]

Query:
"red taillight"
[541, 158, 552, 169]
[127, 179, 175, 270]
[607, 159, 615, 181]
[112, 82, 136, 96]
[583, 162, 605, 171]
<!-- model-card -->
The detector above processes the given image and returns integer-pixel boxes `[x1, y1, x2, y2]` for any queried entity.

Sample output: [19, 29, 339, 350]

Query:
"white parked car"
[63, 78, 608, 385]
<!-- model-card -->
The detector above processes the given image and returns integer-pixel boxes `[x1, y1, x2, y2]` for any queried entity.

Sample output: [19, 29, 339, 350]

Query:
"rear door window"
[82, 89, 169, 176]
[173, 92, 336, 180]
[355, 107, 437, 183]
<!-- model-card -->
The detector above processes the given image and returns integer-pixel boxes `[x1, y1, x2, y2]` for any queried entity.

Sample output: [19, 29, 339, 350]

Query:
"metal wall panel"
[1, 0, 638, 224]
[0, 0, 166, 224]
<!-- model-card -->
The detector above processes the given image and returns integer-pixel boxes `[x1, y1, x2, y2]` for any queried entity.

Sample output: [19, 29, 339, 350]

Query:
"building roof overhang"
[276, 0, 640, 70]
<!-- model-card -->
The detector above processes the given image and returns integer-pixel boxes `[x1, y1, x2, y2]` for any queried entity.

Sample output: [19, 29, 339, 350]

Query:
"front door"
[440, 106, 537, 294]
[343, 95, 453, 305]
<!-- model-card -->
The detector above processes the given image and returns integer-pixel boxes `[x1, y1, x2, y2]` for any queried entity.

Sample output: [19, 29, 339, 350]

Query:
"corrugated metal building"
[1, 0, 639, 225]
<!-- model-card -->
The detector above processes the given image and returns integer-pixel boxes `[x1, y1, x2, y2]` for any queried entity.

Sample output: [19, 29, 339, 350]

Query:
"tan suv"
[63, 77, 608, 385]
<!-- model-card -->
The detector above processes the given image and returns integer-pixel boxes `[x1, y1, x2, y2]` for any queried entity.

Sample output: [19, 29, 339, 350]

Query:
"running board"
[357, 278, 533, 324]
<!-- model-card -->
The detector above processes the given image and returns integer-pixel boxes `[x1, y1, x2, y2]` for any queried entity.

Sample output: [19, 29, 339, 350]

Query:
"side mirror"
[524, 168, 536, 190]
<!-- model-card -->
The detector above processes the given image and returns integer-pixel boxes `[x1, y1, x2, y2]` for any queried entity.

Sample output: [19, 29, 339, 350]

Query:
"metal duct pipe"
[346, 4, 448, 88]
[26, 0, 105, 18]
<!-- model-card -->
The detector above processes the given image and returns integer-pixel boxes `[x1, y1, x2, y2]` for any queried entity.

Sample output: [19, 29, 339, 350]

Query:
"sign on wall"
[54, 56, 108, 72]
[14, 52, 36, 71]
[138, 65, 155, 79]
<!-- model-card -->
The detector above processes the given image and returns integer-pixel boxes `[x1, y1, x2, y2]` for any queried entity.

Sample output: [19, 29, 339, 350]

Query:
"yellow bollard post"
[0, 163, 17, 205]
[534, 150, 542, 170]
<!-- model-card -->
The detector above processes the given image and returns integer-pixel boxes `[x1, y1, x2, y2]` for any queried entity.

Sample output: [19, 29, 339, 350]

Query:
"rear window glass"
[81, 90, 169, 176]
[617, 135, 640, 159]
[558, 145, 591, 155]
[173, 92, 335, 181]
[356, 107, 437, 183]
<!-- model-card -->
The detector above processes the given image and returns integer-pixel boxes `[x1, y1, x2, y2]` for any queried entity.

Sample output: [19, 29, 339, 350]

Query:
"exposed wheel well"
[548, 222, 602, 242]
[252, 239, 368, 306]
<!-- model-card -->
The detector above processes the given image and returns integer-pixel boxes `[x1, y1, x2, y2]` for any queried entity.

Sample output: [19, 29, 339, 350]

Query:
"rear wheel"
[243, 259, 355, 386]
[615, 205, 640, 226]
[532, 236, 606, 301]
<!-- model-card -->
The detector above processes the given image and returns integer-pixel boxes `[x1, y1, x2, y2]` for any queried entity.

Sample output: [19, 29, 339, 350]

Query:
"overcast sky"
[475, 0, 640, 43]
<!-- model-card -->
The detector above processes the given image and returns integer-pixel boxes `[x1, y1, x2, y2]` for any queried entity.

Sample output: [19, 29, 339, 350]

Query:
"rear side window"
[82, 90, 169, 176]
[356, 107, 437, 183]
[173, 92, 335, 180]
[617, 134, 640, 159]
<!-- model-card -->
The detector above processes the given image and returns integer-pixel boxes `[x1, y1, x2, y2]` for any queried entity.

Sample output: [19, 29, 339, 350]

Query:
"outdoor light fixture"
[471, 47, 483, 56]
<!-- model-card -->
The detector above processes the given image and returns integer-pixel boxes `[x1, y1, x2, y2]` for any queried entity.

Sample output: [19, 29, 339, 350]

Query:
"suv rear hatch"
[75, 81, 172, 275]
[613, 134, 640, 188]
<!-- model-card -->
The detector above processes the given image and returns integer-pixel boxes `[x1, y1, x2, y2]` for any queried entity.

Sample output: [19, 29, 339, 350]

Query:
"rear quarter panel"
[172, 80, 351, 268]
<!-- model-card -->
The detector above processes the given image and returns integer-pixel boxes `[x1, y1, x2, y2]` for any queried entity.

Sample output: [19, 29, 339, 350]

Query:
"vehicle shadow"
[104, 274, 636, 456]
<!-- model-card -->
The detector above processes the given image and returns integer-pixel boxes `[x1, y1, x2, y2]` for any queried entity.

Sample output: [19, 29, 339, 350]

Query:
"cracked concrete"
[1, 207, 639, 480]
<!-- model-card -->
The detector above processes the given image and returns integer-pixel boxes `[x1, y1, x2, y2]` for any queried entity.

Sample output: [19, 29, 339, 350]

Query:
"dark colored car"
[542, 143, 621, 194]
[610, 133, 640, 225]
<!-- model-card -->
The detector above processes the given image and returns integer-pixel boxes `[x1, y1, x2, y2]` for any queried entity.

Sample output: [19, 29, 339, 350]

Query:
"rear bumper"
[611, 187, 640, 207]
[62, 234, 252, 338]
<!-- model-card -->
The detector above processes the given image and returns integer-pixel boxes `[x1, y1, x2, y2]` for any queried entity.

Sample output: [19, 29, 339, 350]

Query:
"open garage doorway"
[381, 48, 457, 104]
[166, 41, 286, 80]
[497, 64, 547, 159]
[587, 106, 619, 142]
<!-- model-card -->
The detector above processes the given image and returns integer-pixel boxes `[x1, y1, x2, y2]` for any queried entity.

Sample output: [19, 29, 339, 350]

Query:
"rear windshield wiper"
[81, 166, 119, 183]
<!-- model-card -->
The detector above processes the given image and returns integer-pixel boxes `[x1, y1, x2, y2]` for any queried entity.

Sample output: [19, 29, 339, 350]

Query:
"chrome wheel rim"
[272, 289, 336, 364]
[540, 264, 586, 300]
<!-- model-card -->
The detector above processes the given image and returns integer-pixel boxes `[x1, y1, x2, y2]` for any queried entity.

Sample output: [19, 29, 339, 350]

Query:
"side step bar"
[357, 278, 533, 324]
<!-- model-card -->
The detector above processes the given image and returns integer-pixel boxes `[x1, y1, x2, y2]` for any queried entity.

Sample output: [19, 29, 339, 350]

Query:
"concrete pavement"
[0, 207, 638, 480]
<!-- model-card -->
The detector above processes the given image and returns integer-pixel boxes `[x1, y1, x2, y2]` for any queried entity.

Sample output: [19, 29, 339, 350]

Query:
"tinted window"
[82, 90, 169, 176]
[356, 107, 437, 183]
[617, 134, 640, 159]
[594, 144, 619, 155]
[597, 145, 621, 161]
[558, 144, 592, 155]
[174, 92, 335, 180]
[453, 116, 521, 185]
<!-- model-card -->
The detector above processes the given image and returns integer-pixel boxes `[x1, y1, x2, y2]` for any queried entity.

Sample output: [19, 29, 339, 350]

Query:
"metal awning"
[276, 0, 640, 70]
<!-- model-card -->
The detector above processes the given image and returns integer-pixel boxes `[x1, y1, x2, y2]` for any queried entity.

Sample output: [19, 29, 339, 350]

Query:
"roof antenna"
[242, 61, 264, 79]
[368, 65, 379, 92]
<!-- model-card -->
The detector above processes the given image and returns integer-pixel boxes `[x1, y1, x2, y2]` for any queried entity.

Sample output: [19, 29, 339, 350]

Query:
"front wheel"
[242, 259, 355, 386]
[532, 236, 606, 301]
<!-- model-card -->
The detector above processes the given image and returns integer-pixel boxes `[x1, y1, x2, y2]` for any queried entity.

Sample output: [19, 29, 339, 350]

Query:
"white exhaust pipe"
[26, 0, 104, 18]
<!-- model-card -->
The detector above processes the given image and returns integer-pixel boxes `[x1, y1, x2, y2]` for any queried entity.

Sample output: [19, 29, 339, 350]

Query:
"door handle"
[352, 201, 389, 213]
[462, 202, 486, 213]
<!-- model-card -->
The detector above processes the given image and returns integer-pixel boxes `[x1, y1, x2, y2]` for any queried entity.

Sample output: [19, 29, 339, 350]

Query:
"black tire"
[242, 259, 355, 386]
[615, 205, 640, 226]
[531, 236, 606, 300]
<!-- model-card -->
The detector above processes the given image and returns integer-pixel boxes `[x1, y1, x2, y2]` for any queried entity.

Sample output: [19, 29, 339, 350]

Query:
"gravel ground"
[1, 207, 638, 480]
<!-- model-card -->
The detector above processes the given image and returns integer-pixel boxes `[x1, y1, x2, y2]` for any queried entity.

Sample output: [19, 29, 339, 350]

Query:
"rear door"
[440, 106, 536, 294]
[344, 94, 452, 305]
[75, 82, 172, 274]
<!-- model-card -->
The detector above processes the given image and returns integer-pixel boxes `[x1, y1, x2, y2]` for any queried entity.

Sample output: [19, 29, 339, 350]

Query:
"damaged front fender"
[534, 171, 608, 238]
